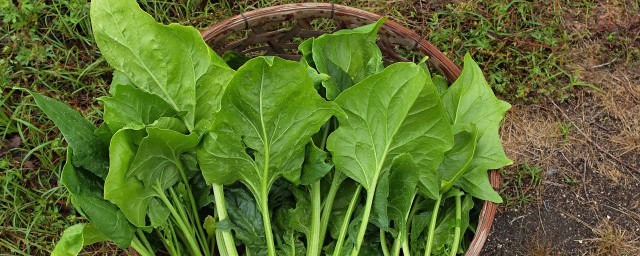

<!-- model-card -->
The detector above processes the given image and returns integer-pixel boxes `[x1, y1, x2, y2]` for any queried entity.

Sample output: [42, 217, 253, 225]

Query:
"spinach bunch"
[39, 0, 511, 255]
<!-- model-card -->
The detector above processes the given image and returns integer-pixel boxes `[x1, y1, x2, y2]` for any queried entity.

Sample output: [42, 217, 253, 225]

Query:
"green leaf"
[52, 224, 85, 256]
[328, 180, 360, 239]
[104, 128, 150, 227]
[94, 123, 113, 146]
[456, 169, 502, 203]
[371, 171, 390, 232]
[225, 186, 268, 254]
[203, 215, 216, 236]
[100, 83, 178, 132]
[300, 141, 333, 185]
[51, 223, 108, 256]
[441, 53, 512, 174]
[439, 125, 478, 192]
[432, 75, 449, 96]
[31, 93, 108, 179]
[327, 62, 453, 192]
[62, 148, 135, 248]
[304, 19, 385, 99]
[386, 154, 419, 232]
[197, 57, 339, 202]
[195, 48, 236, 133]
[91, 0, 233, 131]
[104, 127, 198, 227]
[287, 187, 312, 237]
[431, 194, 474, 255]
[130, 127, 199, 190]
[409, 212, 430, 253]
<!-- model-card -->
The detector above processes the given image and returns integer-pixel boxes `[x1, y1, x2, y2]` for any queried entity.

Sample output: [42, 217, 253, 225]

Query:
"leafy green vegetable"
[31, 93, 109, 179]
[51, 223, 108, 256]
[300, 19, 385, 99]
[91, 0, 233, 131]
[41, 3, 512, 254]
[100, 83, 178, 132]
[198, 56, 340, 255]
[327, 62, 453, 255]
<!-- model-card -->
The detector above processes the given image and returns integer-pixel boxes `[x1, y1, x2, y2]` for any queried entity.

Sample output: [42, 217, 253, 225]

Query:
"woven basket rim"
[200, 3, 500, 255]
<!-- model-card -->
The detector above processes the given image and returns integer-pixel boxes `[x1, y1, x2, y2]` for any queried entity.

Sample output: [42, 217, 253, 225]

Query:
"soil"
[482, 40, 640, 256]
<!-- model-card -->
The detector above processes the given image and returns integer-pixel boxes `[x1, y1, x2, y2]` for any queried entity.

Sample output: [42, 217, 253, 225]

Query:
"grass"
[499, 163, 543, 209]
[1, 0, 637, 255]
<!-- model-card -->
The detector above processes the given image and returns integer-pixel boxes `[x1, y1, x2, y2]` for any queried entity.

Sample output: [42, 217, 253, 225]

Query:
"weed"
[559, 122, 572, 141]
[500, 163, 543, 209]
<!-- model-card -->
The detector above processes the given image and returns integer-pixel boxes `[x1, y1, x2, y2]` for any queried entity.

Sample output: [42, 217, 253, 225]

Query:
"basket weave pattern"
[201, 3, 500, 255]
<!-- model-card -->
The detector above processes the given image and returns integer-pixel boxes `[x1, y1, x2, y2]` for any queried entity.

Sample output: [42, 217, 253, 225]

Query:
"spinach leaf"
[103, 128, 150, 227]
[198, 56, 339, 201]
[441, 53, 512, 174]
[300, 141, 333, 185]
[301, 19, 385, 99]
[91, 0, 233, 131]
[439, 125, 478, 192]
[327, 62, 453, 191]
[31, 92, 108, 179]
[100, 83, 178, 132]
[51, 223, 108, 256]
[130, 127, 200, 190]
[326, 62, 453, 254]
[62, 148, 135, 248]
[225, 186, 268, 255]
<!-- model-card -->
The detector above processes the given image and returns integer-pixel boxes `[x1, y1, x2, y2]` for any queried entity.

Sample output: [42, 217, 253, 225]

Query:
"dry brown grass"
[586, 221, 640, 256]
[501, 105, 563, 168]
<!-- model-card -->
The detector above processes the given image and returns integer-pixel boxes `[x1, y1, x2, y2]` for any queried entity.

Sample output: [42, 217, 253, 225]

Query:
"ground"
[1, 0, 638, 255]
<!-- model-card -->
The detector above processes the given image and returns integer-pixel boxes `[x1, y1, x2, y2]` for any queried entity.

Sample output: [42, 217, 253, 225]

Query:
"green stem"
[402, 238, 410, 256]
[137, 230, 153, 254]
[307, 181, 323, 256]
[334, 185, 362, 255]
[212, 184, 238, 256]
[260, 185, 277, 256]
[155, 185, 202, 256]
[350, 187, 377, 256]
[216, 230, 229, 256]
[319, 172, 343, 243]
[380, 229, 390, 256]
[177, 164, 211, 255]
[424, 196, 442, 256]
[391, 230, 401, 256]
[131, 237, 153, 256]
[449, 194, 462, 256]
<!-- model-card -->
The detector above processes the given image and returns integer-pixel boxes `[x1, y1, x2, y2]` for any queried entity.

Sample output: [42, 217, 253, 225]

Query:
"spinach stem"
[260, 184, 277, 256]
[318, 119, 340, 247]
[307, 181, 323, 256]
[319, 172, 343, 247]
[391, 231, 402, 256]
[216, 230, 229, 256]
[155, 185, 202, 256]
[137, 230, 153, 253]
[423, 196, 442, 256]
[131, 237, 153, 256]
[380, 229, 390, 256]
[449, 194, 462, 256]
[349, 187, 377, 256]
[177, 164, 211, 255]
[334, 185, 362, 255]
[212, 184, 238, 256]
[402, 238, 410, 256]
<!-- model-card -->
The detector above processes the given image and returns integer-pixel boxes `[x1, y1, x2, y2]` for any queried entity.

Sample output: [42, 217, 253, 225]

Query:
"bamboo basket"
[200, 3, 500, 255]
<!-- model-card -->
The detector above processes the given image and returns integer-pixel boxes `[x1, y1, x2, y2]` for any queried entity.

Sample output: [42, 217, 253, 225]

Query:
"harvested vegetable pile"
[38, 0, 512, 255]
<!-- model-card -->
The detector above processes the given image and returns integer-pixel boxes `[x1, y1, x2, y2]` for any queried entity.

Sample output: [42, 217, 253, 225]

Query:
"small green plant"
[559, 122, 572, 141]
[29, 0, 512, 255]
[501, 163, 542, 209]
